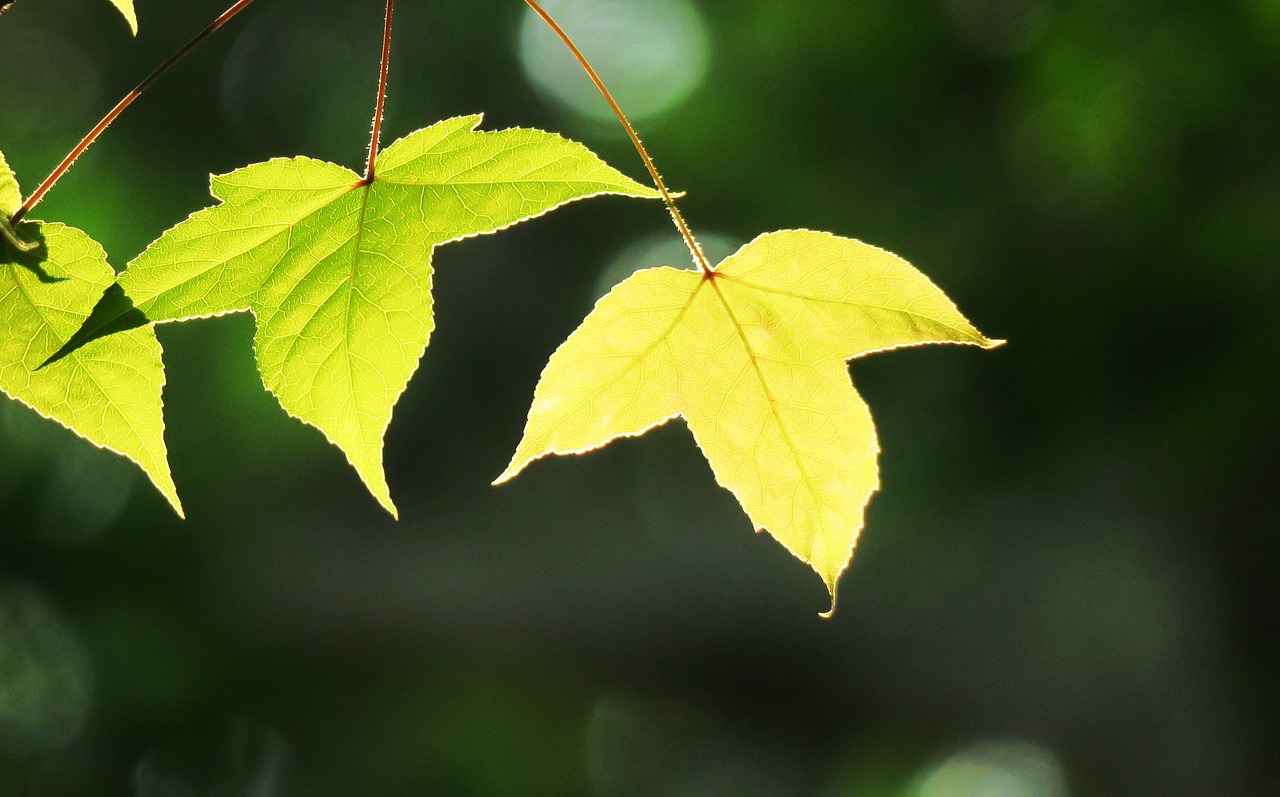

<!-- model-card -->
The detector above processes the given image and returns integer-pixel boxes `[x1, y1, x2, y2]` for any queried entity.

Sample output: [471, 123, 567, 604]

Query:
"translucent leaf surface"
[106, 0, 137, 35]
[0, 152, 20, 216]
[498, 230, 1001, 609]
[0, 154, 180, 516]
[69, 115, 660, 516]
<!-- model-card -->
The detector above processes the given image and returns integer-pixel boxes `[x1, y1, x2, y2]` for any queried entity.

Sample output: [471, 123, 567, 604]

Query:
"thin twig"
[11, 0, 259, 224]
[522, 0, 713, 275]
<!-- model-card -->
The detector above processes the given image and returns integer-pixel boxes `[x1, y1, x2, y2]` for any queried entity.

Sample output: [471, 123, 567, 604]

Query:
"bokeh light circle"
[914, 738, 1069, 797]
[518, 0, 710, 123]
[0, 582, 93, 752]
[0, 27, 104, 151]
[220, 2, 382, 159]
[0, 401, 138, 544]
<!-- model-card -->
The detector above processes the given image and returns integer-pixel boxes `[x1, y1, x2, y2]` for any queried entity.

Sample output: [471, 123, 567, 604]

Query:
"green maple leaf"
[497, 229, 1001, 610]
[0, 150, 181, 515]
[106, 0, 138, 35]
[60, 115, 660, 516]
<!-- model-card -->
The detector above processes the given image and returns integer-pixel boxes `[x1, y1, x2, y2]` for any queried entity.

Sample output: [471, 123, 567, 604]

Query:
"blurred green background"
[2, 0, 1278, 794]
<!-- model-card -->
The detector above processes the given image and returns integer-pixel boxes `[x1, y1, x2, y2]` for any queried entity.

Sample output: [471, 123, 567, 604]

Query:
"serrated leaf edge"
[4, 221, 183, 517]
[119, 116, 665, 516]
[495, 229, 1003, 611]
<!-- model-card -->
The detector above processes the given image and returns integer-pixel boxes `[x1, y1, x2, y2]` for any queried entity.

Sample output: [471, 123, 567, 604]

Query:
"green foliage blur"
[2, 0, 1277, 794]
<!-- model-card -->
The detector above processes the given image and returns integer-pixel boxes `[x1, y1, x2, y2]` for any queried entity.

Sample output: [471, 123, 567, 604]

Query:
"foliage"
[105, 0, 137, 35]
[58, 115, 660, 515]
[3, 2, 1274, 793]
[0, 151, 180, 515]
[0, 1, 995, 600]
[499, 230, 998, 605]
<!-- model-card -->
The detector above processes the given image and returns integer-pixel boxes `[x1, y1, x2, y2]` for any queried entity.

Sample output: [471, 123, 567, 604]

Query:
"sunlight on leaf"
[0, 152, 21, 216]
[106, 0, 138, 35]
[66, 115, 660, 516]
[1, 152, 181, 516]
[498, 230, 1001, 610]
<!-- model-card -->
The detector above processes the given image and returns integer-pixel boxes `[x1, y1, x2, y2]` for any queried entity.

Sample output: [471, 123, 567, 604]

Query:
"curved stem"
[522, 0, 713, 275]
[11, 0, 259, 224]
[364, 0, 395, 183]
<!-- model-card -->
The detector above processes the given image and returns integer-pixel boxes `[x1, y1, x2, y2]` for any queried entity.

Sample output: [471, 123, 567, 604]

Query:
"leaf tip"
[126, 438, 184, 521]
[492, 455, 532, 487]
[816, 567, 842, 618]
[370, 487, 399, 520]
[109, 0, 139, 35]
[373, 488, 400, 520]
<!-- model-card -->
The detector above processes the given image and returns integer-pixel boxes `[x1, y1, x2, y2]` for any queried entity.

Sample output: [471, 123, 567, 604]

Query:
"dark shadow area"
[0, 222, 61, 283]
[38, 282, 149, 368]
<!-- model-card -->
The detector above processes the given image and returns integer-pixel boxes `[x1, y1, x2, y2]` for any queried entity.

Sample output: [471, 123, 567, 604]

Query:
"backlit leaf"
[106, 0, 137, 35]
[64, 115, 660, 516]
[498, 229, 1000, 610]
[1, 153, 181, 516]
[0, 152, 20, 216]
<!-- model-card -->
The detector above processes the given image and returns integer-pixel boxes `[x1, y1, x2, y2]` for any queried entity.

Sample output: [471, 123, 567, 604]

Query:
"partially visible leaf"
[0, 152, 33, 254]
[498, 229, 1001, 610]
[0, 152, 20, 215]
[106, 0, 137, 35]
[65, 115, 660, 516]
[0, 0, 136, 32]
[1, 153, 180, 515]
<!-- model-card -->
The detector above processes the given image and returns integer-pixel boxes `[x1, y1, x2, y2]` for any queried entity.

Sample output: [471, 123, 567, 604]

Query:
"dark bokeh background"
[2, 0, 1278, 794]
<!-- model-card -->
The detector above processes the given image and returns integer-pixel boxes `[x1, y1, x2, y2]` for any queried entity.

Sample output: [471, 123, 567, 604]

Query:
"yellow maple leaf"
[496, 229, 1001, 612]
